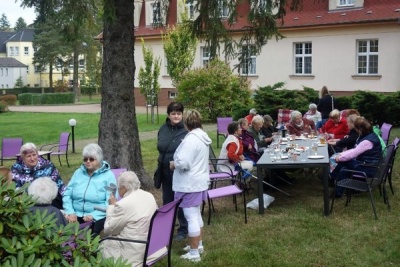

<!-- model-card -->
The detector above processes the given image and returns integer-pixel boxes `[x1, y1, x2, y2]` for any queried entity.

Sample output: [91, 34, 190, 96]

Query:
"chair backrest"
[1, 138, 23, 158]
[217, 117, 233, 135]
[209, 146, 219, 172]
[143, 198, 182, 263]
[392, 137, 400, 148]
[372, 144, 396, 186]
[277, 109, 293, 128]
[58, 132, 70, 152]
[110, 168, 128, 179]
[380, 123, 393, 145]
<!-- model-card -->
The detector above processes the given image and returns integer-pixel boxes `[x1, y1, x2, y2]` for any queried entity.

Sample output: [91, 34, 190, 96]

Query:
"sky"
[1, 0, 37, 27]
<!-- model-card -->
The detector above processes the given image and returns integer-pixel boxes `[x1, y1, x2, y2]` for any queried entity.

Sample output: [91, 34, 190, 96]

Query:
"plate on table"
[308, 155, 324, 159]
[295, 137, 305, 140]
[281, 138, 288, 141]
[280, 155, 288, 159]
[280, 142, 288, 145]
[318, 143, 326, 147]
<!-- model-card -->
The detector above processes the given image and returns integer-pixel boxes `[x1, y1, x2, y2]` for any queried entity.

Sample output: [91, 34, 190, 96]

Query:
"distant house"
[130, 0, 400, 105]
[0, 58, 27, 89]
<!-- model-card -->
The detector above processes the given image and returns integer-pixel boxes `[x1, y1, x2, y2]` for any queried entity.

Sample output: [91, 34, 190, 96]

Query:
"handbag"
[153, 164, 162, 189]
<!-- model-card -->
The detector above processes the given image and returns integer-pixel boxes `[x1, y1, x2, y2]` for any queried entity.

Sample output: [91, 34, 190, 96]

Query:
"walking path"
[9, 104, 216, 149]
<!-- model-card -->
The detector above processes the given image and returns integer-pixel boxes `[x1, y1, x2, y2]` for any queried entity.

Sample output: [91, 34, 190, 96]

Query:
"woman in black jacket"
[317, 86, 336, 129]
[157, 102, 188, 240]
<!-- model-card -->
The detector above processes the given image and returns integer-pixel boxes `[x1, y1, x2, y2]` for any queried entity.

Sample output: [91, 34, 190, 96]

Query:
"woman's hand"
[66, 214, 77, 223]
[83, 215, 93, 222]
[108, 193, 116, 205]
[239, 155, 244, 161]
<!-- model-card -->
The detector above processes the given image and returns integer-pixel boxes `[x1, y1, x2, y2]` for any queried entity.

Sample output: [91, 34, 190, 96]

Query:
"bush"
[176, 59, 253, 122]
[0, 181, 130, 267]
[54, 80, 70, 93]
[0, 100, 8, 113]
[18, 93, 75, 105]
[0, 95, 17, 105]
[81, 86, 96, 99]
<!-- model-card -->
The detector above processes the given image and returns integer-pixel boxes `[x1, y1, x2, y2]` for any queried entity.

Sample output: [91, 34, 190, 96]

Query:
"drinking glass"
[312, 142, 318, 155]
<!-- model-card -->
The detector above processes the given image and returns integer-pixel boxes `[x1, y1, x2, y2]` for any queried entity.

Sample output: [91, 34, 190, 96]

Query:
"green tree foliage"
[176, 59, 252, 121]
[0, 181, 129, 266]
[0, 13, 11, 31]
[163, 10, 197, 86]
[138, 39, 161, 106]
[14, 18, 28, 31]
[15, 76, 24, 88]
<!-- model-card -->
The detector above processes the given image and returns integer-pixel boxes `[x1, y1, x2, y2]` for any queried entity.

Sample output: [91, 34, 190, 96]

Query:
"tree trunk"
[99, 0, 150, 186]
[49, 62, 53, 89]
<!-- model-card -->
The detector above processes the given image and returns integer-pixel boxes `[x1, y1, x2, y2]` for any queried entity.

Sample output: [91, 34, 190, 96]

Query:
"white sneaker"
[183, 245, 204, 254]
[180, 252, 201, 262]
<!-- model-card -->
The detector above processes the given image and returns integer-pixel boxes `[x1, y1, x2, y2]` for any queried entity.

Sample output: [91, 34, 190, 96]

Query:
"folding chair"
[40, 132, 70, 167]
[330, 145, 395, 219]
[1, 138, 23, 165]
[217, 117, 233, 148]
[276, 109, 293, 129]
[100, 198, 182, 267]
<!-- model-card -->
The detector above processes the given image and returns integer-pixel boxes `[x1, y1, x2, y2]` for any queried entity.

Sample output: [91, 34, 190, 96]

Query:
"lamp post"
[69, 119, 77, 153]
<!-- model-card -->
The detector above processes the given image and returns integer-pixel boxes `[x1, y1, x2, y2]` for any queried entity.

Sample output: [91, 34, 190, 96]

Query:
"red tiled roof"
[113, 0, 400, 38]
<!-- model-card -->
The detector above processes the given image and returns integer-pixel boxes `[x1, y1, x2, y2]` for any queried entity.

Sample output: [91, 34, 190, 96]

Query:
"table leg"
[257, 167, 264, 214]
[323, 166, 330, 216]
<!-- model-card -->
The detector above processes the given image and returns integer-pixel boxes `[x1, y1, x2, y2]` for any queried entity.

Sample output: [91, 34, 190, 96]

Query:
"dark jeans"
[77, 217, 105, 236]
[161, 164, 188, 237]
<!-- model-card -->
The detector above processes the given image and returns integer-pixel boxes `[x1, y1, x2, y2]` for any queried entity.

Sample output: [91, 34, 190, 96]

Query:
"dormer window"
[338, 0, 354, 6]
[218, 0, 229, 18]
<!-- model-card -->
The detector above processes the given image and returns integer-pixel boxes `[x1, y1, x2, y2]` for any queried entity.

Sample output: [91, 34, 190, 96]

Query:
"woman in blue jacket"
[63, 143, 116, 236]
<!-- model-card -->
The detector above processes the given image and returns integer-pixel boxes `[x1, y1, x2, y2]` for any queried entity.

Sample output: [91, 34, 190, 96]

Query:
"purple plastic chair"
[1, 138, 23, 165]
[40, 132, 70, 167]
[100, 198, 182, 267]
[110, 168, 128, 180]
[217, 117, 233, 148]
[387, 137, 399, 195]
[380, 123, 393, 145]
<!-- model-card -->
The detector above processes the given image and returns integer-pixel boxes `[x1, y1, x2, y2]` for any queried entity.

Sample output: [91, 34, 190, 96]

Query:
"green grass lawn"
[1, 111, 400, 266]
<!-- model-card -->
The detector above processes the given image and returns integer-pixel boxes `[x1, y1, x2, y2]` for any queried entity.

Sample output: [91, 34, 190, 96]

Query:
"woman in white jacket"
[101, 171, 162, 266]
[171, 110, 211, 262]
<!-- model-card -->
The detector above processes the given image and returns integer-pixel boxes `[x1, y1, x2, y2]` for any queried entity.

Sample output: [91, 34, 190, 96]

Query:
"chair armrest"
[40, 143, 58, 150]
[100, 236, 147, 244]
[340, 168, 367, 178]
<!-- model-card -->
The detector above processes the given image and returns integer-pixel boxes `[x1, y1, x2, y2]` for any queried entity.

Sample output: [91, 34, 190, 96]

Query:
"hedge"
[18, 93, 75, 105]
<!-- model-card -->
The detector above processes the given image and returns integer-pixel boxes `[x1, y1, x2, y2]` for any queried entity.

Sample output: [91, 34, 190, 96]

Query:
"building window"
[294, 42, 312, 74]
[357, 39, 378, 75]
[241, 45, 256, 75]
[338, 0, 354, 6]
[79, 59, 85, 68]
[5, 68, 8, 76]
[34, 65, 41, 73]
[26, 66, 29, 73]
[186, 0, 197, 20]
[9, 47, 14, 56]
[15, 47, 19, 56]
[24, 47, 29, 56]
[218, 0, 229, 18]
[201, 47, 210, 67]
[168, 91, 176, 99]
[151, 2, 161, 25]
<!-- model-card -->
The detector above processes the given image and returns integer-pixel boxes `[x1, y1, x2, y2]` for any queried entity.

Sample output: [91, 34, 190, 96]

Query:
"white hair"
[20, 142, 38, 155]
[82, 143, 104, 163]
[290, 110, 302, 122]
[309, 103, 317, 110]
[118, 171, 141, 194]
[251, 115, 264, 125]
[28, 177, 58, 205]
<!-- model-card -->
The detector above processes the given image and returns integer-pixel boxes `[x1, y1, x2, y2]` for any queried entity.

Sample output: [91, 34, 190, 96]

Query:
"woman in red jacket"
[320, 109, 349, 139]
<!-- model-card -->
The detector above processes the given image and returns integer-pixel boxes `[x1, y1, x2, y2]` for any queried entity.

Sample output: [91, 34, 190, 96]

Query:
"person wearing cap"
[11, 142, 65, 209]
[245, 108, 257, 125]
[63, 143, 116, 236]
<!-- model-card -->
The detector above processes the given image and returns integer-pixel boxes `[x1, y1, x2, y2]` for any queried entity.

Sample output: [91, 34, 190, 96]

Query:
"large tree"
[14, 17, 28, 31]
[22, 0, 304, 186]
[0, 13, 10, 31]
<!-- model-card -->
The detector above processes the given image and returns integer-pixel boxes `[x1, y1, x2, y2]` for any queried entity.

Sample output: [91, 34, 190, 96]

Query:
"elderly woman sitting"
[101, 171, 161, 266]
[11, 142, 65, 209]
[320, 109, 349, 139]
[285, 110, 315, 136]
[28, 177, 67, 227]
[303, 103, 322, 129]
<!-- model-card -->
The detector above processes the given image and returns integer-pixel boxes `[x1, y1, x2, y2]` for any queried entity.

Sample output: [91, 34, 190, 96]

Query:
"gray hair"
[20, 142, 38, 155]
[263, 115, 273, 123]
[118, 171, 141, 194]
[251, 115, 264, 125]
[309, 103, 317, 110]
[28, 177, 58, 205]
[238, 118, 248, 127]
[290, 110, 302, 122]
[82, 143, 103, 163]
[329, 109, 340, 119]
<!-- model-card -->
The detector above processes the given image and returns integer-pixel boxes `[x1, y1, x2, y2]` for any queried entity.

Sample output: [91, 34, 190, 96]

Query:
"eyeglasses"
[83, 157, 96, 162]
